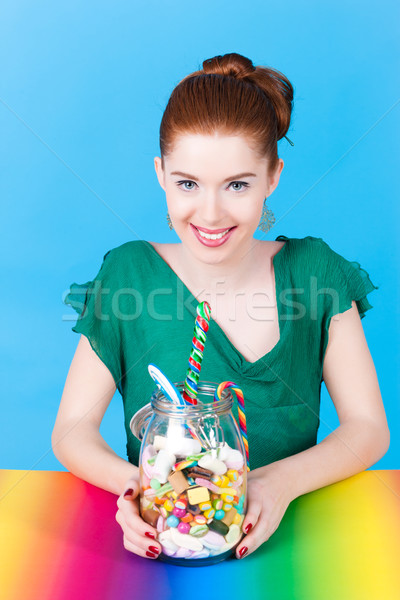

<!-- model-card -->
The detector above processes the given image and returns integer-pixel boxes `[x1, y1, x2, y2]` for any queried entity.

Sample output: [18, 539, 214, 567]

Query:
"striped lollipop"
[182, 300, 212, 405]
[215, 381, 250, 472]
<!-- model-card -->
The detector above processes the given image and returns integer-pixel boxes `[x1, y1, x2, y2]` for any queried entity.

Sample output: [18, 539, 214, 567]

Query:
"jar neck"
[151, 381, 233, 418]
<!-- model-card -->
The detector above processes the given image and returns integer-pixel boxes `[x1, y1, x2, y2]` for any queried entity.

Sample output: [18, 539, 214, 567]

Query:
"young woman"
[52, 52, 389, 561]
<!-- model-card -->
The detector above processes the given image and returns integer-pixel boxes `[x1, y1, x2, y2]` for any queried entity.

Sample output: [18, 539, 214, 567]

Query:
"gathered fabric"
[64, 235, 379, 470]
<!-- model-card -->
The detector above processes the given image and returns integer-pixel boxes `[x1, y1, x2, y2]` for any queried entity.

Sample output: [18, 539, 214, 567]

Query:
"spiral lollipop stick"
[182, 301, 211, 405]
[215, 381, 250, 472]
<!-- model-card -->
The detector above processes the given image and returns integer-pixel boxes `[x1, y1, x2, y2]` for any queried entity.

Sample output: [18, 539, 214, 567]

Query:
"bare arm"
[267, 300, 390, 498]
[236, 300, 390, 558]
[51, 335, 137, 496]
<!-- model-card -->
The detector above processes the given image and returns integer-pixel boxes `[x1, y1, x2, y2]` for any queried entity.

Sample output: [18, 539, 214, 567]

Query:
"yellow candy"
[199, 501, 212, 512]
[203, 508, 216, 519]
[223, 503, 233, 511]
[233, 513, 242, 525]
[221, 492, 235, 503]
[227, 469, 239, 481]
[164, 499, 174, 512]
[211, 475, 222, 486]
[220, 476, 229, 488]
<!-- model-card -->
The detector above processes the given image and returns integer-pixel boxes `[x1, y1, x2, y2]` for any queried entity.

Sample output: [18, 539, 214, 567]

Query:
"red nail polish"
[149, 545, 160, 554]
[244, 523, 253, 534]
[123, 488, 134, 498]
[145, 532, 155, 539]
[146, 550, 157, 558]
[239, 546, 248, 558]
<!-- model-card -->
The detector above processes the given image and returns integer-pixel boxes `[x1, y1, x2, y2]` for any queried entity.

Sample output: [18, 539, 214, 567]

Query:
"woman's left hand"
[235, 463, 294, 559]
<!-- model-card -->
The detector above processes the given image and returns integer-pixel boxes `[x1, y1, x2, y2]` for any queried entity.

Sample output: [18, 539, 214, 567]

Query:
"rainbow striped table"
[1, 469, 399, 600]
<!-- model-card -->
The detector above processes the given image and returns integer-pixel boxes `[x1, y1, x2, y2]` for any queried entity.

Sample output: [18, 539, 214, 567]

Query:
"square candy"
[168, 471, 189, 495]
[187, 486, 210, 505]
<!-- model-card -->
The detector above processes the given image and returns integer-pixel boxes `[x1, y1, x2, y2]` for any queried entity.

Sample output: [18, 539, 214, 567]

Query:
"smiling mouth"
[192, 224, 236, 240]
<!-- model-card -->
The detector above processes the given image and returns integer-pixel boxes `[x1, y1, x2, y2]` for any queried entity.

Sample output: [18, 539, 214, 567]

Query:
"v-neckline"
[142, 237, 289, 370]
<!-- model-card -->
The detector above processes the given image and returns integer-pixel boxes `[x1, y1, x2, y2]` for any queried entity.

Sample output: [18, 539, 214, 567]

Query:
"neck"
[178, 238, 262, 296]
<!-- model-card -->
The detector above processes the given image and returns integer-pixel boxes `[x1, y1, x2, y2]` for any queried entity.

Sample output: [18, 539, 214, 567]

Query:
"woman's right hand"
[115, 476, 161, 559]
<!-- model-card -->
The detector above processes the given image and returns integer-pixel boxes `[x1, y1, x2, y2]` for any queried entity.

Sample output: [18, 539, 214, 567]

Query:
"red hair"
[159, 52, 294, 175]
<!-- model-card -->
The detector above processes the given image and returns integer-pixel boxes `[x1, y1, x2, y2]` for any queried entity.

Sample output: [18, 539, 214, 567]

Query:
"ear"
[154, 156, 166, 191]
[266, 159, 284, 196]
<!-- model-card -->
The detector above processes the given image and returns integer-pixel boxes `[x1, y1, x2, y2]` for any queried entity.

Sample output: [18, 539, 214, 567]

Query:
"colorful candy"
[140, 439, 247, 561]
[182, 301, 211, 405]
[215, 382, 250, 471]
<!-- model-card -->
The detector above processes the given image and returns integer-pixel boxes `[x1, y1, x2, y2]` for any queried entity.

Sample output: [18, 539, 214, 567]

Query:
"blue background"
[1, 0, 398, 471]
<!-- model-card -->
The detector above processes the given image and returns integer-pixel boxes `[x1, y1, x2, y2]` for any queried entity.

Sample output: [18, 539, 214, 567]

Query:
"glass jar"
[130, 381, 247, 566]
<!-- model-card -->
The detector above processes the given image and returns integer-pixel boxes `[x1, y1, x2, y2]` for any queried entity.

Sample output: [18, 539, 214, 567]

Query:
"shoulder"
[275, 234, 344, 271]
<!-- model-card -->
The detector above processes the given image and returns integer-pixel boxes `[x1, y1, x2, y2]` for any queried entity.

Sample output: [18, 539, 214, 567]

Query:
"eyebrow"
[170, 171, 257, 183]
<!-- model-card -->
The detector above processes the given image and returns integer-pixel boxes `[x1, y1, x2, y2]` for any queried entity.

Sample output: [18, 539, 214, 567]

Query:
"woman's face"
[154, 133, 283, 263]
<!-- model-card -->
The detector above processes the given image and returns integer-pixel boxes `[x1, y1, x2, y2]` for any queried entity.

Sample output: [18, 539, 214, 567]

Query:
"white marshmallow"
[198, 454, 227, 475]
[170, 528, 204, 551]
[152, 449, 176, 483]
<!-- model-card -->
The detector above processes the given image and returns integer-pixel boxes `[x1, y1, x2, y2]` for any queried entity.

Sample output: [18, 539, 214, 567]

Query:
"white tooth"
[198, 228, 230, 240]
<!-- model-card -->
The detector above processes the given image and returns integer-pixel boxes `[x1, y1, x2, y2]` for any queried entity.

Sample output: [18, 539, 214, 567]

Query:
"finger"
[241, 493, 263, 537]
[236, 515, 268, 560]
[123, 534, 161, 560]
[116, 500, 160, 550]
[121, 477, 140, 500]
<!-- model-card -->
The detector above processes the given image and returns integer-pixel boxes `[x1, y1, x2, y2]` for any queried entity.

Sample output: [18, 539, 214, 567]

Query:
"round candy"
[175, 498, 188, 510]
[199, 501, 212, 512]
[194, 514, 207, 525]
[203, 509, 215, 519]
[190, 524, 209, 537]
[212, 499, 223, 510]
[173, 507, 186, 518]
[178, 522, 191, 534]
[227, 469, 239, 481]
[166, 515, 180, 528]
[214, 510, 225, 520]
[163, 499, 174, 512]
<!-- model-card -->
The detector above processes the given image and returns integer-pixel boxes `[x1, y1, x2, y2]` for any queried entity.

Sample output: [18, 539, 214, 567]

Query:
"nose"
[199, 193, 225, 225]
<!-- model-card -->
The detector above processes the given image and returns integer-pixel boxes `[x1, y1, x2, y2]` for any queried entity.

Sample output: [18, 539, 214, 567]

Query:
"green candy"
[209, 519, 229, 536]
[190, 524, 209, 537]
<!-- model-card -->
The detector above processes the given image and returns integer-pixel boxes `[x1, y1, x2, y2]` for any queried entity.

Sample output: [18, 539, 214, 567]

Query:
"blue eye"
[230, 181, 249, 191]
[176, 180, 197, 191]
[176, 180, 250, 192]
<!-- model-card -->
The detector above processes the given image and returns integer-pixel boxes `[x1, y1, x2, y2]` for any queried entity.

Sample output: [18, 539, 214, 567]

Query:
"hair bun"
[202, 53, 256, 79]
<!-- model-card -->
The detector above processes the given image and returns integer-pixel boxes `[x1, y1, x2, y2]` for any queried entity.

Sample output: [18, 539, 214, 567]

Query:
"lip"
[194, 224, 234, 234]
[190, 223, 236, 247]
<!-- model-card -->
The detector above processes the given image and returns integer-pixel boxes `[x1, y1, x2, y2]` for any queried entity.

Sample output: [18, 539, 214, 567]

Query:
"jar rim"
[151, 381, 233, 418]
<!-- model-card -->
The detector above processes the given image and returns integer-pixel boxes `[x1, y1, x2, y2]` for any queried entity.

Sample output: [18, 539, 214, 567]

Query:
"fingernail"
[145, 532, 155, 539]
[123, 488, 134, 498]
[244, 523, 253, 534]
[146, 550, 157, 558]
[239, 546, 248, 559]
[149, 545, 160, 554]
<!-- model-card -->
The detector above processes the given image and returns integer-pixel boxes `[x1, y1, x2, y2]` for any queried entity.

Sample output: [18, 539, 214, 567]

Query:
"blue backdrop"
[1, 0, 398, 470]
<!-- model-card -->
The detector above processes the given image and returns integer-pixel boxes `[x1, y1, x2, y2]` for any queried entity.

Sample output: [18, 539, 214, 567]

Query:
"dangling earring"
[166, 212, 174, 230]
[257, 198, 275, 233]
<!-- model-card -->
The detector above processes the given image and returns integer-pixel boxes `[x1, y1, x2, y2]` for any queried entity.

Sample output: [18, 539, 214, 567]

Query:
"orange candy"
[181, 512, 194, 523]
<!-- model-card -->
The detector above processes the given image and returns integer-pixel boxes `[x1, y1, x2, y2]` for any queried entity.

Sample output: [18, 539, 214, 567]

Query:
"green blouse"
[64, 235, 379, 471]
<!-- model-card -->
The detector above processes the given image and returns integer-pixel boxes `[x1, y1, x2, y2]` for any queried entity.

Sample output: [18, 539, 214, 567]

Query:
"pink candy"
[173, 507, 186, 518]
[177, 522, 191, 534]
[194, 477, 220, 493]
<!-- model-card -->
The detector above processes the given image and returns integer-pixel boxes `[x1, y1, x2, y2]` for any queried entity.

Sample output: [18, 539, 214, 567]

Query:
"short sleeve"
[63, 248, 124, 395]
[308, 237, 380, 377]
